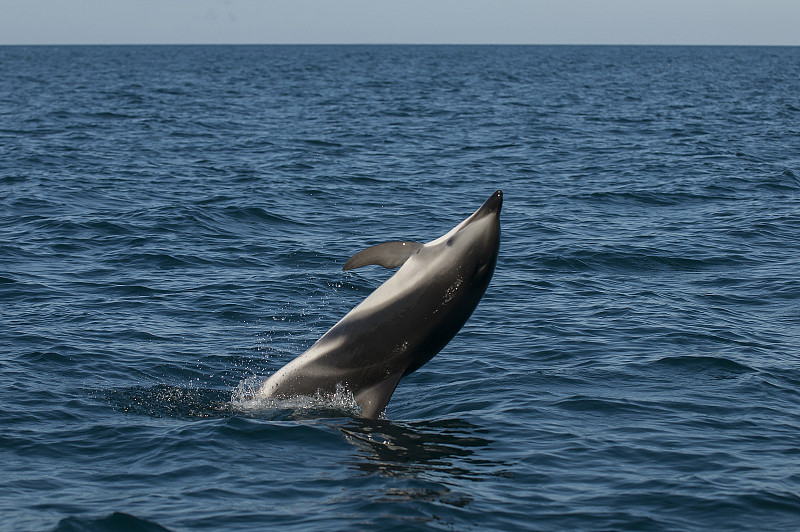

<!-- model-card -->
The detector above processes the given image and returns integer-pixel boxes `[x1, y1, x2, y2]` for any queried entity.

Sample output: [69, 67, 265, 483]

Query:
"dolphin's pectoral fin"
[342, 241, 423, 271]
[354, 371, 404, 419]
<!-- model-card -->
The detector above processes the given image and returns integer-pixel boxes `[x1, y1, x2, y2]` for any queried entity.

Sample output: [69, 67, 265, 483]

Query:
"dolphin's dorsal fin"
[342, 241, 423, 271]
[354, 371, 404, 419]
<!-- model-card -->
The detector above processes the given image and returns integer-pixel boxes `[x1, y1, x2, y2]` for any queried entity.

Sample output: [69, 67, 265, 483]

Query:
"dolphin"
[258, 190, 502, 419]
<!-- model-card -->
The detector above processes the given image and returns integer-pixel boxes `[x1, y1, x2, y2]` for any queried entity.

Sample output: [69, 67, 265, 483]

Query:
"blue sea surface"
[2, 45, 800, 531]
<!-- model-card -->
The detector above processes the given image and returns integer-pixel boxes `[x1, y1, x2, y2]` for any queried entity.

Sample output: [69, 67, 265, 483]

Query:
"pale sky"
[1, 0, 798, 46]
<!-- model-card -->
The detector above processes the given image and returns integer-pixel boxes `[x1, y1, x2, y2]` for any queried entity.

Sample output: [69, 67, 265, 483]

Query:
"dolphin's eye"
[446, 238, 453, 247]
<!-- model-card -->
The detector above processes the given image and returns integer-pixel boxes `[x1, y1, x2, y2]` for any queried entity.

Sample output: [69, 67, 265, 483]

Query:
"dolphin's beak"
[427, 190, 503, 247]
[476, 190, 503, 218]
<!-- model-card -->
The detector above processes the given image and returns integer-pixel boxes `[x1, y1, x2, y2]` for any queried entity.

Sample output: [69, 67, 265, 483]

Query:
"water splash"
[230, 378, 362, 419]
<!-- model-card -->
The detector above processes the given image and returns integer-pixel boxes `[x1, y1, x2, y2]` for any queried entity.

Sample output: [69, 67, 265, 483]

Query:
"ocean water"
[1, 44, 800, 531]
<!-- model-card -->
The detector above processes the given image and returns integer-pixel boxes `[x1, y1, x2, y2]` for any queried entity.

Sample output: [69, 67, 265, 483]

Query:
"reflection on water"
[337, 417, 506, 525]
[103, 385, 496, 481]
[103, 384, 501, 485]
[341, 418, 495, 480]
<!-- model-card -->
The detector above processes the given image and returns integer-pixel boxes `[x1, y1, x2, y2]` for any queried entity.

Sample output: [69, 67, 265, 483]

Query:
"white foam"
[230, 379, 361, 418]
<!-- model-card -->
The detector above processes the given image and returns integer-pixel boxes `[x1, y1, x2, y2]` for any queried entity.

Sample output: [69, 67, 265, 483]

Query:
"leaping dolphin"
[258, 190, 502, 419]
